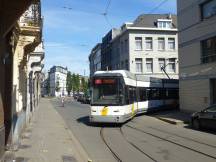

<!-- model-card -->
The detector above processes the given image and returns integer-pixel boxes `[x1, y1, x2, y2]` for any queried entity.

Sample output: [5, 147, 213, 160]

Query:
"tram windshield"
[92, 77, 124, 105]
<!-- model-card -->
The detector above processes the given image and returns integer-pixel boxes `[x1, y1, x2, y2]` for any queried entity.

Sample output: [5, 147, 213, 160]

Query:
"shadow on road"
[77, 116, 123, 128]
[183, 125, 216, 135]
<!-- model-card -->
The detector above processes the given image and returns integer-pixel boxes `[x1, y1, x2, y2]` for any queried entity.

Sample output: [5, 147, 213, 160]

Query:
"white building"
[49, 66, 67, 97]
[111, 14, 179, 79]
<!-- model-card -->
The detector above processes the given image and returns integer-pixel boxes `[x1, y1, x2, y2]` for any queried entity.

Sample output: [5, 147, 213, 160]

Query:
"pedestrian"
[61, 96, 65, 107]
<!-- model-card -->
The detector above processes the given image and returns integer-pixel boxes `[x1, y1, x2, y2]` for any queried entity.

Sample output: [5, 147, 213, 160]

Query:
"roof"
[132, 14, 177, 28]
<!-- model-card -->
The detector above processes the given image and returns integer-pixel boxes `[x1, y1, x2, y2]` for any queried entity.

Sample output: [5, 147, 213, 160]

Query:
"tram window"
[125, 86, 130, 104]
[146, 88, 161, 100]
[166, 88, 179, 99]
[129, 86, 136, 103]
[151, 88, 160, 100]
[139, 88, 147, 101]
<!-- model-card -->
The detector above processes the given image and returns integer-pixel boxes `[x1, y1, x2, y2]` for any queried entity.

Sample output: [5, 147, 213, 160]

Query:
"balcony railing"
[19, 0, 42, 27]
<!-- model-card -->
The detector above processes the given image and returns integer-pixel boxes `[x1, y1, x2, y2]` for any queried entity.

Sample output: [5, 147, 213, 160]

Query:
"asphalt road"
[50, 98, 216, 162]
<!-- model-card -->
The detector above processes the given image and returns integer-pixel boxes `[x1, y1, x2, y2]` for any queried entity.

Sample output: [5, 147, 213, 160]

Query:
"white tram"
[89, 70, 179, 123]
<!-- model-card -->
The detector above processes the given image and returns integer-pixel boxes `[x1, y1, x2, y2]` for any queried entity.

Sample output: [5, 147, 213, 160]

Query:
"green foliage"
[81, 77, 88, 94]
[67, 71, 89, 95]
[71, 73, 80, 93]
[66, 72, 72, 95]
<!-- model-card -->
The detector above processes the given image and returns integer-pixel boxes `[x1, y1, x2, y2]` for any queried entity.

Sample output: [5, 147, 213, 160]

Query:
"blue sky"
[42, 0, 177, 75]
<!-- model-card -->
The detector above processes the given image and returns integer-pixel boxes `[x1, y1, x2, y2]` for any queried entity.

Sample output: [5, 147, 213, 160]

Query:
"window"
[158, 38, 165, 50]
[168, 38, 175, 50]
[146, 58, 153, 73]
[167, 58, 176, 73]
[138, 88, 147, 101]
[125, 59, 129, 70]
[120, 41, 124, 54]
[145, 37, 153, 50]
[201, 36, 216, 63]
[201, 0, 216, 19]
[129, 86, 137, 104]
[135, 58, 143, 73]
[165, 88, 179, 99]
[135, 37, 142, 50]
[158, 58, 165, 72]
[92, 78, 124, 105]
[121, 61, 124, 68]
[206, 105, 216, 113]
[124, 39, 128, 52]
[157, 20, 172, 29]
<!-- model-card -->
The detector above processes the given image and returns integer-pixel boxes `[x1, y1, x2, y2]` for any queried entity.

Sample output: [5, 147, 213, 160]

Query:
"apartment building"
[89, 43, 102, 77]
[0, 0, 43, 155]
[49, 66, 68, 97]
[111, 14, 179, 79]
[178, 0, 216, 112]
[101, 29, 121, 70]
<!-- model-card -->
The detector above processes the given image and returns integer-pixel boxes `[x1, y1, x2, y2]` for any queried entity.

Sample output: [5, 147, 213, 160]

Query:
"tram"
[89, 70, 179, 123]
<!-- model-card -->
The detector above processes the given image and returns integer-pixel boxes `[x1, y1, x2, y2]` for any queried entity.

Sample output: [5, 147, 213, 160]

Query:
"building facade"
[101, 29, 121, 70]
[49, 66, 68, 97]
[89, 43, 102, 77]
[96, 14, 179, 79]
[178, 0, 216, 112]
[0, 0, 43, 157]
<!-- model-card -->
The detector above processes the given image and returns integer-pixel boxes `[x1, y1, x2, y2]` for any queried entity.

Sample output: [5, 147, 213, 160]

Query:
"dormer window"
[157, 19, 172, 29]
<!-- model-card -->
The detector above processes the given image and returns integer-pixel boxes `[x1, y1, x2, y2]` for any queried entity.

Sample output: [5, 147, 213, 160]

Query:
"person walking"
[61, 96, 65, 107]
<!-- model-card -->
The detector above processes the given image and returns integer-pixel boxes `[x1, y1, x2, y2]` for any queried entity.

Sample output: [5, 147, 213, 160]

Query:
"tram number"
[101, 106, 108, 116]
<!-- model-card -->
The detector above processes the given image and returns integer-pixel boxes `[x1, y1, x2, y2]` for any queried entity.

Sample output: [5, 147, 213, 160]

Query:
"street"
[51, 98, 216, 162]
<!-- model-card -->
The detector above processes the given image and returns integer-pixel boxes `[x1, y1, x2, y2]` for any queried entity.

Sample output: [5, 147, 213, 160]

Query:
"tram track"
[125, 125, 216, 160]
[100, 127, 157, 162]
[119, 127, 158, 162]
[148, 126, 216, 149]
[100, 128, 122, 162]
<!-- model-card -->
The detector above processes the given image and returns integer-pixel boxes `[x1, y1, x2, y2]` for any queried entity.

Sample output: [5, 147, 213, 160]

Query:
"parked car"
[191, 104, 216, 130]
[77, 94, 85, 102]
[83, 94, 91, 104]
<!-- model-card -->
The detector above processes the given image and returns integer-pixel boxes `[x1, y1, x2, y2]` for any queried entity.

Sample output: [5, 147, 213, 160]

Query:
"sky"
[42, 0, 177, 75]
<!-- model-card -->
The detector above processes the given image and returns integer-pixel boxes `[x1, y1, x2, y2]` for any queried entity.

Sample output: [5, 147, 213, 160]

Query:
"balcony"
[19, 0, 42, 38]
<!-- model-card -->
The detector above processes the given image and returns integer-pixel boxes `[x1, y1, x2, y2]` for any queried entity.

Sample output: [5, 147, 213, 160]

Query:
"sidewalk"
[151, 109, 192, 125]
[4, 98, 89, 162]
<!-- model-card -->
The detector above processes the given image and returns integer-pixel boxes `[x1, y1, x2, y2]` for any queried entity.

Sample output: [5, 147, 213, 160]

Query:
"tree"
[81, 77, 88, 94]
[66, 71, 72, 95]
[71, 73, 80, 94]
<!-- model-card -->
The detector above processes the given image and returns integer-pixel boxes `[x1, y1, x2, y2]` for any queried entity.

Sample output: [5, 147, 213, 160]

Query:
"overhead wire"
[102, 0, 113, 28]
[148, 0, 169, 14]
[62, 6, 103, 15]
[63, 0, 113, 28]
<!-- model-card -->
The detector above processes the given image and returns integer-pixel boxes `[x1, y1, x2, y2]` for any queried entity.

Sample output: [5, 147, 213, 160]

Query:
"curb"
[155, 117, 188, 125]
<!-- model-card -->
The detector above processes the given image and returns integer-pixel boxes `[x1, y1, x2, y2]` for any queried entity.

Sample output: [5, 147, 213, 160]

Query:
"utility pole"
[161, 64, 171, 79]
